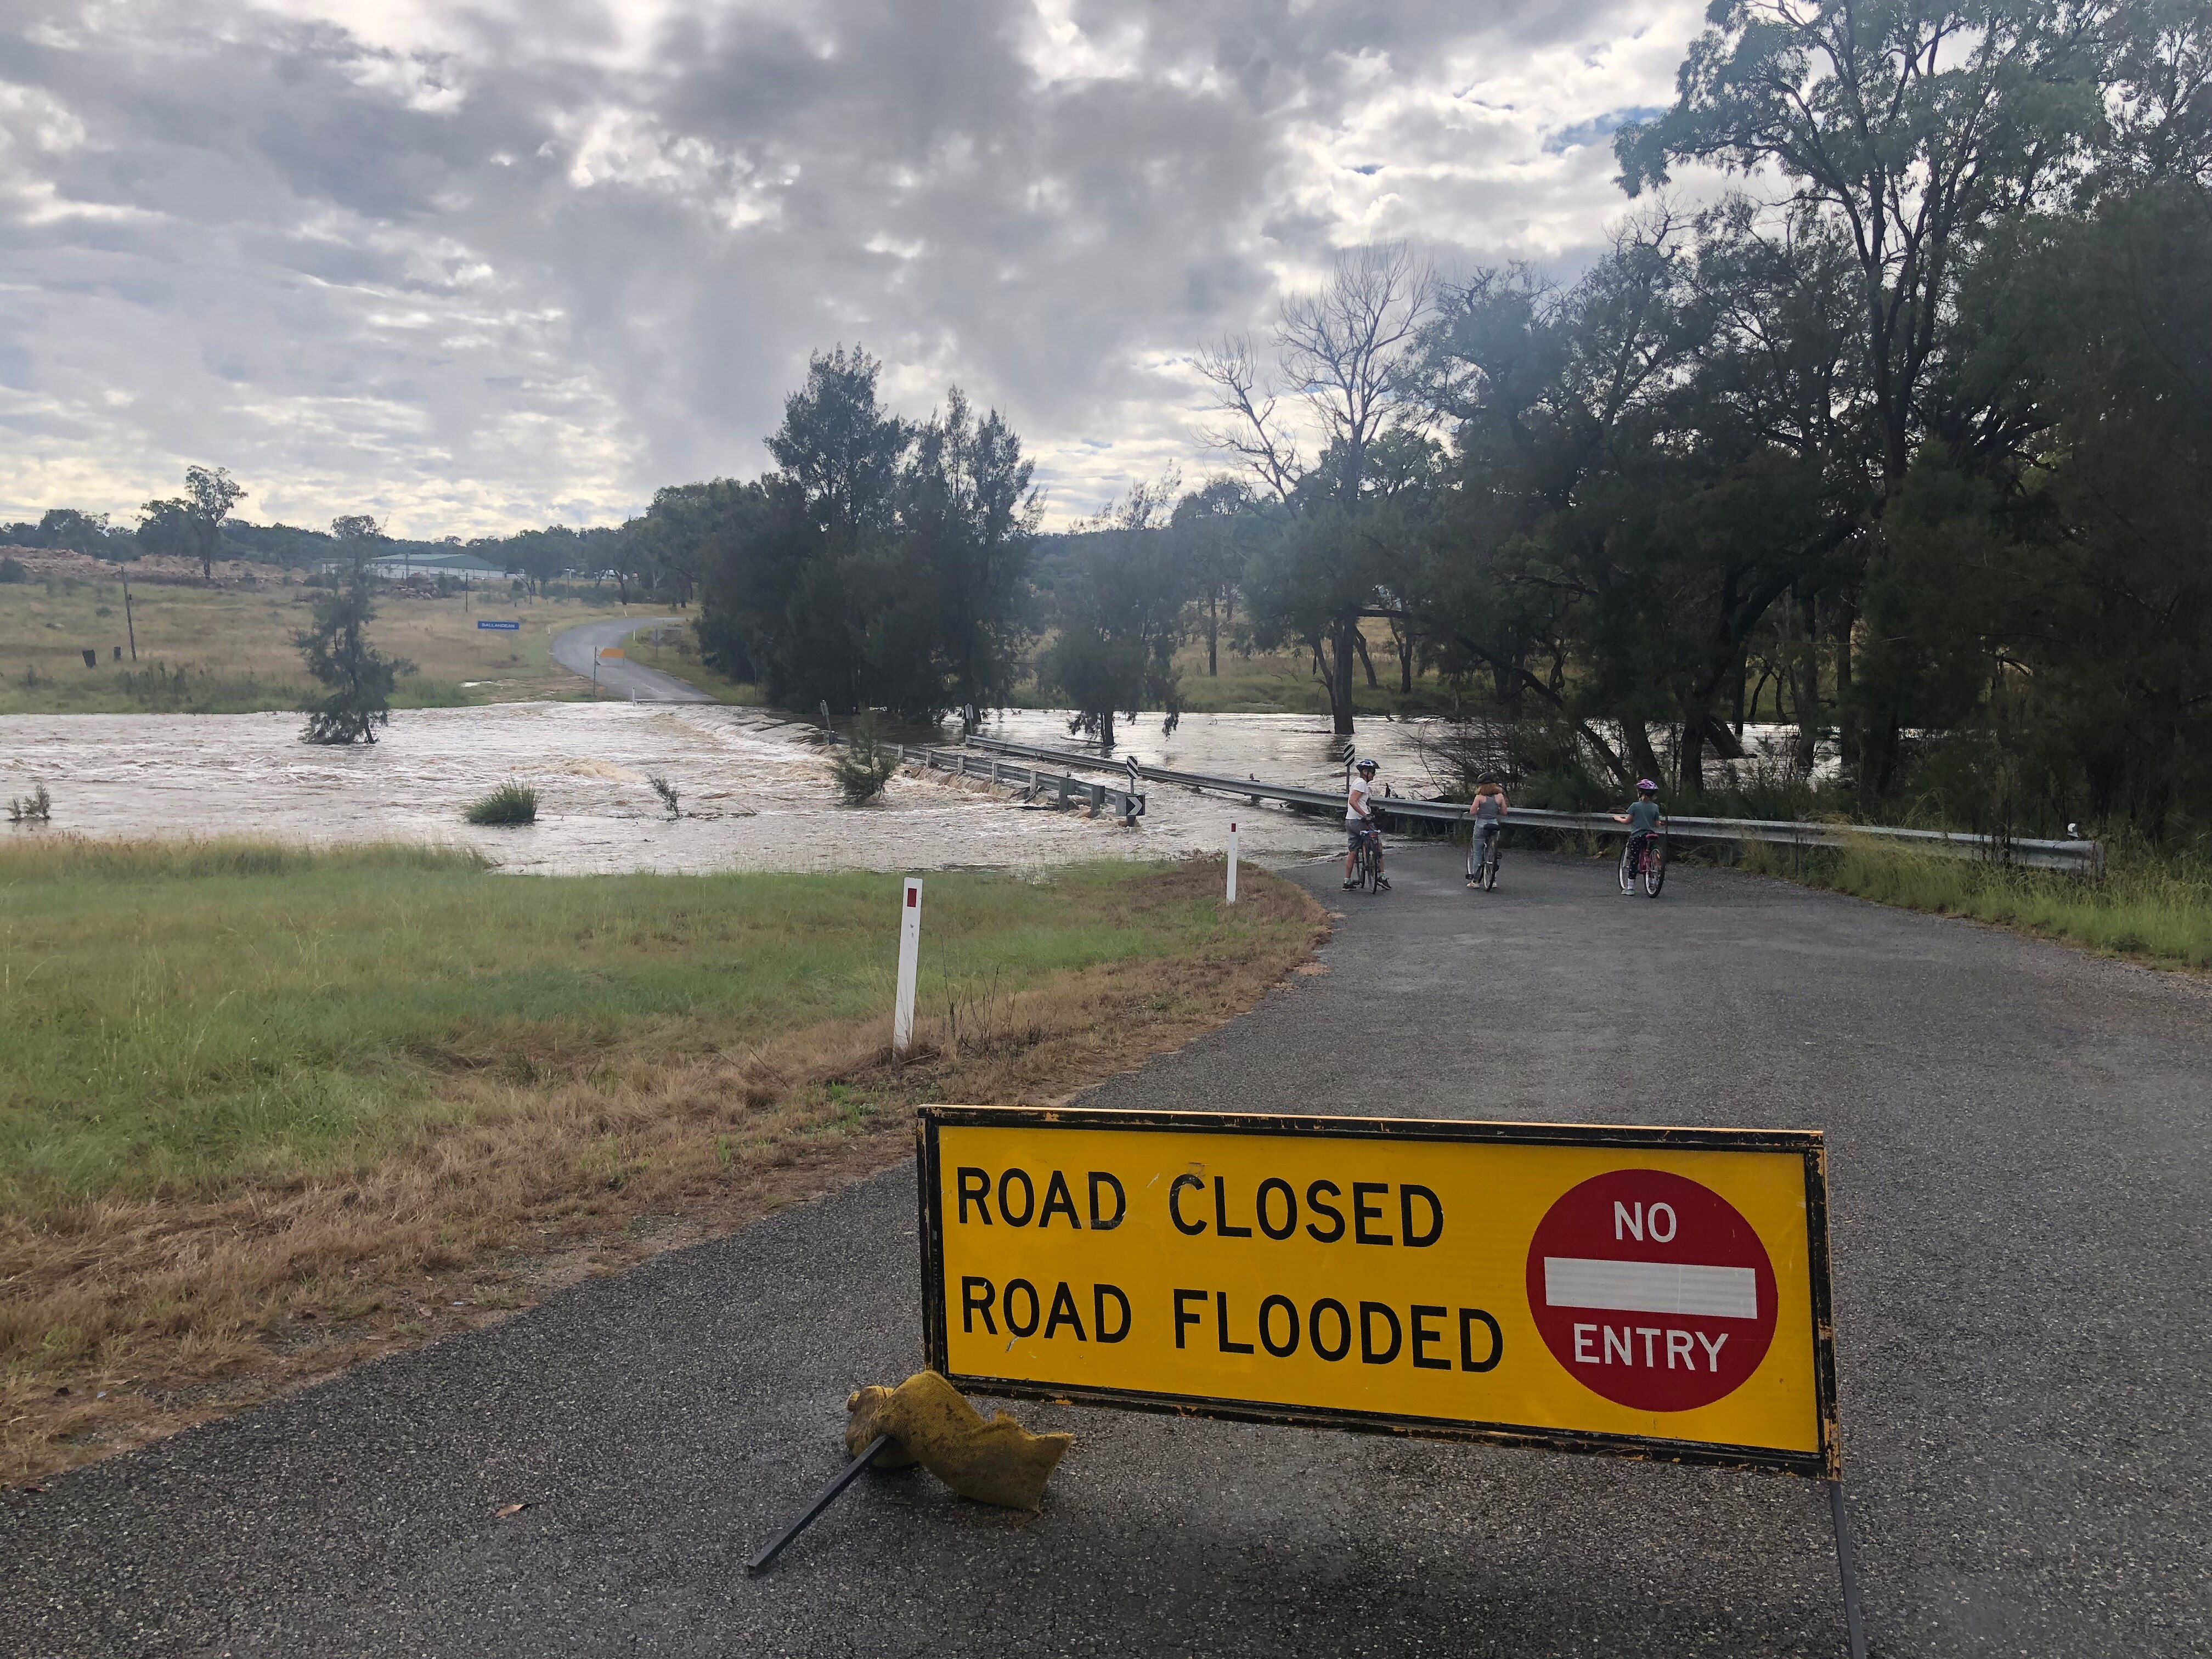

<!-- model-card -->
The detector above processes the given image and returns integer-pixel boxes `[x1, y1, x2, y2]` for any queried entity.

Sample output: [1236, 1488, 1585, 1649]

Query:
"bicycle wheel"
[1618, 843, 1636, 894]
[1643, 838, 1666, 896]
[1364, 839, 1383, 894]
[1482, 842, 1499, 891]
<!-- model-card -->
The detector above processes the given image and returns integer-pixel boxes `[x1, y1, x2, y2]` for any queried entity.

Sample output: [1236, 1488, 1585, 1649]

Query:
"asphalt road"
[548, 616, 713, 703]
[5, 844, 2206, 1656]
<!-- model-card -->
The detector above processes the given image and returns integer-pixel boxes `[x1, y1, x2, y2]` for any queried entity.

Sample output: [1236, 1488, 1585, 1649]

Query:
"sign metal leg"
[745, 1435, 891, 1576]
[1828, 1479, 1869, 1659]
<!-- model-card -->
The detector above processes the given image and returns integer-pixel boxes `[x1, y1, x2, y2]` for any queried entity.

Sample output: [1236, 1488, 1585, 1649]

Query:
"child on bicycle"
[1468, 778, 1507, 887]
[1342, 758, 1389, 891]
[1613, 779, 1666, 886]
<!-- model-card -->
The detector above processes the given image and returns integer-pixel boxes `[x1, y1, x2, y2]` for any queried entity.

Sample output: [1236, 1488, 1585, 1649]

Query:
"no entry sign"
[1526, 1169, 1781, 1414]
[916, 1107, 1839, 1475]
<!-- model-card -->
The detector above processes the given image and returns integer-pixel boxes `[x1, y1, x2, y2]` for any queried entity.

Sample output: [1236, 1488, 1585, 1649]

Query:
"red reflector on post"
[907, 889, 918, 907]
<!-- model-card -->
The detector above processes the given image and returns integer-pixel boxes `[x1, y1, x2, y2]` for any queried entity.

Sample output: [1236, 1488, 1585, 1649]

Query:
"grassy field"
[1741, 838, 2212, 970]
[0, 574, 633, 715]
[0, 839, 1323, 1484]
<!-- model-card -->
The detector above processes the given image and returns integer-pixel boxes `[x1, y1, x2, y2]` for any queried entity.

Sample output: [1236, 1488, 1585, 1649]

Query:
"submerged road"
[5, 845, 2206, 1655]
[548, 615, 714, 703]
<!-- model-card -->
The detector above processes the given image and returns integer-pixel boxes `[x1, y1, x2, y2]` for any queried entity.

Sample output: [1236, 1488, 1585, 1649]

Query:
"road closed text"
[921, 1110, 1834, 1472]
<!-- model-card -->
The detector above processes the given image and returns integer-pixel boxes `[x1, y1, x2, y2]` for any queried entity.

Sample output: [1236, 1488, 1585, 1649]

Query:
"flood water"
[0, 704, 1406, 876]
[0, 703, 1828, 877]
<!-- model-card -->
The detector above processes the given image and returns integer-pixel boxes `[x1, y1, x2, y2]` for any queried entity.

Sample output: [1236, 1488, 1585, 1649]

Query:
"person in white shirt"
[1342, 758, 1389, 890]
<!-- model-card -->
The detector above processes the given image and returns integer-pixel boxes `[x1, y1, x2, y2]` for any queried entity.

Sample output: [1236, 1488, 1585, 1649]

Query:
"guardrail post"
[1226, 822, 1238, 902]
[1088, 783, 1103, 819]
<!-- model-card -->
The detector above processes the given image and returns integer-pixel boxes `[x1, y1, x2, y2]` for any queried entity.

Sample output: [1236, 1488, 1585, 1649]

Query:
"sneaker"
[1342, 881, 1357, 890]
[1376, 878, 1392, 891]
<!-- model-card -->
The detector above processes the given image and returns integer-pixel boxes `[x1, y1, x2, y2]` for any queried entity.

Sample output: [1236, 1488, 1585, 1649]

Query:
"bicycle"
[1618, 831, 1666, 897]
[1352, 826, 1387, 894]
[1468, 825, 1500, 891]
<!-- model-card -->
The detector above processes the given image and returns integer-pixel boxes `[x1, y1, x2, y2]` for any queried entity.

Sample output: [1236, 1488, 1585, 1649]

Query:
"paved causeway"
[6, 844, 2207, 1655]
[549, 616, 713, 703]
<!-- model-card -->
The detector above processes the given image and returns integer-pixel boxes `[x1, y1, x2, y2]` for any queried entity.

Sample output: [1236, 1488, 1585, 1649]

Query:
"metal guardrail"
[963, 733, 2104, 874]
[885, 741, 1146, 825]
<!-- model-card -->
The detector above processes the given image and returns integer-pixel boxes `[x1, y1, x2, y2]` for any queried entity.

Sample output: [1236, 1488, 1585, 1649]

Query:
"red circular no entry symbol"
[1525, 1169, 1779, 1413]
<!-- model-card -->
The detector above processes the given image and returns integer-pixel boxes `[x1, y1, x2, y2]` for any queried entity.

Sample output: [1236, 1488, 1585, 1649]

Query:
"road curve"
[549, 615, 714, 703]
[2, 843, 2204, 1655]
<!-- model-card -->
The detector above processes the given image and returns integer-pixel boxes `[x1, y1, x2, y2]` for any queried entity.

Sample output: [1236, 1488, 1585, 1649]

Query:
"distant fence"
[958, 734, 2104, 876]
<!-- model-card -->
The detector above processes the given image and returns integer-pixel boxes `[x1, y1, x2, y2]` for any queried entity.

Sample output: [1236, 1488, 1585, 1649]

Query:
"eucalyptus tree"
[1168, 477, 1254, 678]
[1614, 0, 2115, 777]
[1037, 478, 1189, 751]
[1197, 244, 1436, 733]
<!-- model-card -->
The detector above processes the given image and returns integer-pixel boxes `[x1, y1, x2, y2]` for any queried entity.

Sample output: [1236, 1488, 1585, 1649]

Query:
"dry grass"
[0, 558, 634, 715]
[0, 855, 1323, 1486]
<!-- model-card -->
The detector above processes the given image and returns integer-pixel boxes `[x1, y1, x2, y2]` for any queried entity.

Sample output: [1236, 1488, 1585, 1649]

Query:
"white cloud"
[0, 0, 1711, 535]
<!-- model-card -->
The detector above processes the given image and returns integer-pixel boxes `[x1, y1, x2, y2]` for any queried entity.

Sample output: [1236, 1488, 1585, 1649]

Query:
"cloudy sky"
[0, 0, 1705, 536]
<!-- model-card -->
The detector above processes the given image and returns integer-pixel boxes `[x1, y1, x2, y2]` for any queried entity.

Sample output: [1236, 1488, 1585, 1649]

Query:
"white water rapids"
[0, 704, 1455, 874]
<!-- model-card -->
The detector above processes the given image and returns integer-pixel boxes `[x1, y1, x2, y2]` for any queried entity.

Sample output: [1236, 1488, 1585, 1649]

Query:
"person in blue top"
[1612, 778, 1666, 887]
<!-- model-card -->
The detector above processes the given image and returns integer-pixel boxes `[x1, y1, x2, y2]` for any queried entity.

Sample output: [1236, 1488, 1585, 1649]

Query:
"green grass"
[619, 623, 766, 704]
[0, 842, 1289, 1211]
[1745, 838, 2212, 970]
[464, 782, 539, 825]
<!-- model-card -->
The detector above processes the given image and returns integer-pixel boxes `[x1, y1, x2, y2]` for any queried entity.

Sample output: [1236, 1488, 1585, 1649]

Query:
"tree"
[1200, 244, 1436, 732]
[1170, 478, 1253, 676]
[296, 516, 413, 744]
[36, 508, 119, 556]
[711, 347, 913, 713]
[1037, 479, 1191, 749]
[182, 466, 246, 581]
[695, 348, 1042, 718]
[902, 388, 1042, 711]
[1615, 0, 2112, 778]
[499, 528, 577, 596]
[135, 497, 196, 562]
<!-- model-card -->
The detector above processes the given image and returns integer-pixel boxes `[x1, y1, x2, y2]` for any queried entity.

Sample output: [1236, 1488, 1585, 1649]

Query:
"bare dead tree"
[1195, 244, 1435, 506]
[1277, 241, 1436, 507]
[1193, 337, 1300, 500]
[1195, 245, 1437, 734]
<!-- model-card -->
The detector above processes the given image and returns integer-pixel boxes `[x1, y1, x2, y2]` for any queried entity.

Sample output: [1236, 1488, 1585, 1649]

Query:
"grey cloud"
[0, 0, 1695, 533]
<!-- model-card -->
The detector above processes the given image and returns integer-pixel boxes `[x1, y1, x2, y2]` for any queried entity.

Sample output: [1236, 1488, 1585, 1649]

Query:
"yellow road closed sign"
[918, 1106, 1841, 1476]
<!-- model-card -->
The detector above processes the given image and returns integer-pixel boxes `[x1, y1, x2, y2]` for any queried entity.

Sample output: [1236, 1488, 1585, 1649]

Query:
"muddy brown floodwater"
[0, 704, 1455, 875]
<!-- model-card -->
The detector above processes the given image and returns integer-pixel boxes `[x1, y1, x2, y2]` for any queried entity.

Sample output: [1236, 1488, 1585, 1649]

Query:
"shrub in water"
[464, 782, 538, 826]
[830, 714, 899, 805]
[0, 556, 27, 583]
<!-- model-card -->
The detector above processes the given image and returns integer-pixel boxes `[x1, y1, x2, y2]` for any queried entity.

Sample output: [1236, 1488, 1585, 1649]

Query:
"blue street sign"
[477, 619, 521, 630]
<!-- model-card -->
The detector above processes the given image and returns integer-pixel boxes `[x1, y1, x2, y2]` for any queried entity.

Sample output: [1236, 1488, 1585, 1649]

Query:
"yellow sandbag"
[844, 1370, 1072, 1511]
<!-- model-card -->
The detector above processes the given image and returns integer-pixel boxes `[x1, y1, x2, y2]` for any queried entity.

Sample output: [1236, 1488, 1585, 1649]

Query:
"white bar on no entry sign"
[1544, 1257, 1758, 1319]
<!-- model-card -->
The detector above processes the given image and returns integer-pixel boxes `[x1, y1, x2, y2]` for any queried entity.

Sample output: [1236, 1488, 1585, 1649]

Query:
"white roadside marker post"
[893, 877, 923, 1058]
[1227, 822, 1239, 904]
